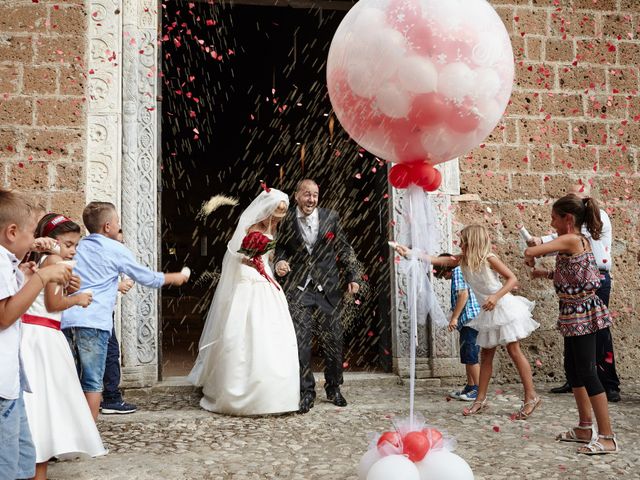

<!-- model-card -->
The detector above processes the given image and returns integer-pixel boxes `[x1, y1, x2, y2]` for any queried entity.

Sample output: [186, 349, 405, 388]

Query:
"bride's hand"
[275, 260, 290, 276]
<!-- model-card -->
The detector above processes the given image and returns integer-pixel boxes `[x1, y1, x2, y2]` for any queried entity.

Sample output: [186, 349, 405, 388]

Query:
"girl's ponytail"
[582, 197, 603, 240]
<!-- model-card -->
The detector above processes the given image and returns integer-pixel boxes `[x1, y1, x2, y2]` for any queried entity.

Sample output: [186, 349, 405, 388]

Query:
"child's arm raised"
[524, 234, 582, 265]
[117, 245, 188, 288]
[0, 263, 72, 328]
[41, 255, 92, 312]
[393, 243, 460, 267]
[483, 255, 518, 311]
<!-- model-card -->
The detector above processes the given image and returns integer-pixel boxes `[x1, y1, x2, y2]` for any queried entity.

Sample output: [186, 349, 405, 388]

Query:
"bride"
[188, 188, 300, 415]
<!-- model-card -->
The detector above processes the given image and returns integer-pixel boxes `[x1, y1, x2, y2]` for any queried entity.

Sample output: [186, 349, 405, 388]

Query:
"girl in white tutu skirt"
[396, 224, 541, 419]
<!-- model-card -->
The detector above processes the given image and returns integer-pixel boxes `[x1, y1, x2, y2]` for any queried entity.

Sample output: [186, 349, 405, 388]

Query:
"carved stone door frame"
[85, 1, 460, 387]
[86, 0, 159, 387]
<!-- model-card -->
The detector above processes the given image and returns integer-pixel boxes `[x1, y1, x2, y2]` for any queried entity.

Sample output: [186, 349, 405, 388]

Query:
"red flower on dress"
[325, 231, 335, 241]
[238, 231, 279, 290]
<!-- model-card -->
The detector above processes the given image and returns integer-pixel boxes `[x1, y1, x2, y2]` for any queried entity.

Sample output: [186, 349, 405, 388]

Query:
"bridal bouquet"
[238, 231, 280, 290]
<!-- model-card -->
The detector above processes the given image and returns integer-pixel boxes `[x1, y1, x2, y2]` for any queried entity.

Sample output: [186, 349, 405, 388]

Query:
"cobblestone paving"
[49, 380, 639, 479]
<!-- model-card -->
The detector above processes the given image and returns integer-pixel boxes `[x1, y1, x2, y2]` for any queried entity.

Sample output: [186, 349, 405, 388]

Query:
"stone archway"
[85, 0, 462, 388]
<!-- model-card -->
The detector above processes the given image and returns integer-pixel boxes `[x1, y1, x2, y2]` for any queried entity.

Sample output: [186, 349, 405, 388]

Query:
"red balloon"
[377, 431, 402, 451]
[422, 427, 444, 449]
[422, 168, 442, 192]
[402, 431, 430, 462]
[389, 164, 412, 189]
[410, 162, 436, 188]
[447, 99, 481, 134]
[388, 119, 426, 164]
[408, 93, 453, 129]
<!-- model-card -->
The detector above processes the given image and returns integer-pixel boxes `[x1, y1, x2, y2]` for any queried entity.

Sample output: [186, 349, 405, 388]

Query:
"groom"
[275, 179, 360, 413]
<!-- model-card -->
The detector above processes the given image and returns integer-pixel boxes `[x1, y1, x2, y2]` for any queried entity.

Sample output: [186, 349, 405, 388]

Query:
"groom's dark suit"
[275, 207, 359, 400]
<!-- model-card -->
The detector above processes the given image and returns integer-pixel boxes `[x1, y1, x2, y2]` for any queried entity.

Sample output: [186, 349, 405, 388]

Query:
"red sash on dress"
[22, 313, 61, 330]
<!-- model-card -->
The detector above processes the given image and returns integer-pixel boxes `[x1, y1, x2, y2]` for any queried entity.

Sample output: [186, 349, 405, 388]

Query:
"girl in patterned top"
[525, 194, 618, 455]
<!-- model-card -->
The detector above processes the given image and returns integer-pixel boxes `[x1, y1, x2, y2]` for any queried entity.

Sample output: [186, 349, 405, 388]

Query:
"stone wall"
[0, 0, 87, 219]
[455, 0, 640, 383]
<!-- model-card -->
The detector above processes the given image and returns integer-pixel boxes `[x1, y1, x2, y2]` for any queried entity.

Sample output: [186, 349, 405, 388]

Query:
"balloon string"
[407, 186, 420, 431]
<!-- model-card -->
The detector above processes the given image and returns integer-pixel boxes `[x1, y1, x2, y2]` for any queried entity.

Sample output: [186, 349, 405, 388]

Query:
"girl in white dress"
[396, 224, 541, 419]
[188, 188, 300, 415]
[21, 213, 107, 480]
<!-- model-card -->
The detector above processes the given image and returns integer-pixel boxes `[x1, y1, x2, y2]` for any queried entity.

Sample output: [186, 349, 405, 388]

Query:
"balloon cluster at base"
[327, 0, 514, 167]
[358, 424, 473, 480]
[388, 161, 441, 191]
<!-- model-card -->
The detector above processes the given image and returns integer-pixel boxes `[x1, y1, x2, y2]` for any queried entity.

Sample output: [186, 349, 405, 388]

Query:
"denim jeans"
[102, 325, 123, 404]
[0, 394, 36, 479]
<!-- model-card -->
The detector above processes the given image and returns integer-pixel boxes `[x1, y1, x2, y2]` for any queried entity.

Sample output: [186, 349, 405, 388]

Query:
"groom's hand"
[347, 282, 360, 295]
[275, 260, 291, 277]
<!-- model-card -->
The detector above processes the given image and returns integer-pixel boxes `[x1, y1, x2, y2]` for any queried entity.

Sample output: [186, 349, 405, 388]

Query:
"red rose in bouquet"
[238, 231, 279, 289]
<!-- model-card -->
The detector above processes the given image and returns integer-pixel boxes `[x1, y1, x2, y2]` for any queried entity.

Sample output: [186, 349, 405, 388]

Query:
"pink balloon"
[446, 98, 481, 134]
[408, 93, 453, 128]
[386, 0, 422, 34]
[326, 0, 514, 167]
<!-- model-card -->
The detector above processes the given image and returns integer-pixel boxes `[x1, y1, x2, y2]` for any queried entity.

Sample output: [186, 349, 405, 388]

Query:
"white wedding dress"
[188, 189, 300, 415]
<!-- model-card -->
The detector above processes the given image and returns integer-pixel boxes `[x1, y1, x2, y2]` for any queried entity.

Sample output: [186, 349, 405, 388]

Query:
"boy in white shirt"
[0, 189, 71, 480]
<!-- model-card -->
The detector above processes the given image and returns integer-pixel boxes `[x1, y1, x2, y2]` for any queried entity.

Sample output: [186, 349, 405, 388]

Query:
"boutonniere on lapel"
[325, 231, 335, 242]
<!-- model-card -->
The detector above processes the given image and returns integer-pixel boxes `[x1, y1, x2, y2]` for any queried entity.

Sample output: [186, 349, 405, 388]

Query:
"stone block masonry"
[457, 0, 640, 384]
[0, 0, 87, 220]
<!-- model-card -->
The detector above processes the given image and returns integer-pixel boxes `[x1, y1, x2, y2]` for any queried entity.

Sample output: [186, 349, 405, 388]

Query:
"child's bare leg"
[569, 387, 596, 442]
[464, 347, 495, 414]
[578, 391, 616, 452]
[506, 341, 537, 405]
[466, 363, 480, 386]
[33, 462, 47, 480]
[85, 392, 102, 422]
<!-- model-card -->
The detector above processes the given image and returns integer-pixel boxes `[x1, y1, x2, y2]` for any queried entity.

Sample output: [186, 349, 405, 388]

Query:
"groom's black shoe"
[327, 390, 347, 407]
[549, 382, 572, 394]
[298, 393, 315, 414]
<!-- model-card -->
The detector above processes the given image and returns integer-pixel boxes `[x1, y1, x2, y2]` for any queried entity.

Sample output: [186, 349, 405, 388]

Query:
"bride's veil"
[188, 188, 290, 386]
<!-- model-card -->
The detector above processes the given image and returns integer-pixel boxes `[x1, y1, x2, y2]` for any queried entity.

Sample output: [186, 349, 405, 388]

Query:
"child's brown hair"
[82, 201, 116, 234]
[0, 189, 36, 229]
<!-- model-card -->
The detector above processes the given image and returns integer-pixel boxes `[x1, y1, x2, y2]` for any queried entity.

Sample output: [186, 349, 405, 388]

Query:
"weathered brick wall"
[456, 0, 640, 383]
[0, 0, 87, 220]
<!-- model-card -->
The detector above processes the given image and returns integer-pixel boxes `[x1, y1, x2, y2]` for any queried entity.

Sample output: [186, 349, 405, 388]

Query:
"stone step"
[125, 372, 442, 395]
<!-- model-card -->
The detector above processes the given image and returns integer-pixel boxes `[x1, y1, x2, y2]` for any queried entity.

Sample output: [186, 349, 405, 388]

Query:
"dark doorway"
[160, 1, 392, 378]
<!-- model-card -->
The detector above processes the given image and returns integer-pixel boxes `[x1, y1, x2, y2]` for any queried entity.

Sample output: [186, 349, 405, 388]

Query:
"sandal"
[512, 396, 542, 420]
[462, 398, 488, 416]
[578, 433, 619, 455]
[556, 424, 595, 444]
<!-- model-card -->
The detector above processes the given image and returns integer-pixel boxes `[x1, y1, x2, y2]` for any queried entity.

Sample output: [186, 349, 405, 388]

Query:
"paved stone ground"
[49, 377, 638, 479]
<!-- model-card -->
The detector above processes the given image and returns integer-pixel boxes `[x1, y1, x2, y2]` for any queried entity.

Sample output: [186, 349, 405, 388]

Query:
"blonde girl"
[397, 224, 540, 418]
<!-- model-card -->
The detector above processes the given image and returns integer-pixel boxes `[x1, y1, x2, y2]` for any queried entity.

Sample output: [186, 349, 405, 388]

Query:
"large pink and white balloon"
[327, 0, 514, 166]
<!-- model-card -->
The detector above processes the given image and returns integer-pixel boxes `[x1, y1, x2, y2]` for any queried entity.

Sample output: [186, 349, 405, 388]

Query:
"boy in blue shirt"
[62, 202, 189, 420]
[434, 254, 481, 402]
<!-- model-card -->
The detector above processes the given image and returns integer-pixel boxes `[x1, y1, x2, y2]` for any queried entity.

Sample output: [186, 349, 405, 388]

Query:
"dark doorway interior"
[160, 1, 392, 378]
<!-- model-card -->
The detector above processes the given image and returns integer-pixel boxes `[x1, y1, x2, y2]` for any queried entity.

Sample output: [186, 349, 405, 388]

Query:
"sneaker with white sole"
[459, 387, 479, 402]
[100, 400, 137, 414]
[449, 385, 471, 400]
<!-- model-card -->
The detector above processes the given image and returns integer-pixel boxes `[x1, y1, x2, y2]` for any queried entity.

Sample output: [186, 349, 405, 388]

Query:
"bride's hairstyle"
[458, 224, 492, 272]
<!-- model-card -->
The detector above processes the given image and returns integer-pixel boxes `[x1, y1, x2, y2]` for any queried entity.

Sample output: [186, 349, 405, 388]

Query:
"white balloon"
[369, 28, 407, 73]
[367, 455, 420, 480]
[352, 7, 386, 35]
[375, 83, 411, 118]
[438, 62, 477, 102]
[347, 60, 383, 98]
[398, 57, 438, 94]
[415, 450, 474, 480]
[473, 68, 501, 99]
[357, 449, 382, 480]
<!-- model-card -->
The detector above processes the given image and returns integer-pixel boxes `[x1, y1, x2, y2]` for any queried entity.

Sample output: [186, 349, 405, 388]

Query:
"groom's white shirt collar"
[296, 206, 318, 223]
